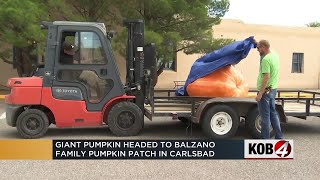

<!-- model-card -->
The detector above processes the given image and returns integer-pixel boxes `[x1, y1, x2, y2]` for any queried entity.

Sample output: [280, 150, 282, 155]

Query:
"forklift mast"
[123, 20, 146, 111]
[124, 20, 157, 112]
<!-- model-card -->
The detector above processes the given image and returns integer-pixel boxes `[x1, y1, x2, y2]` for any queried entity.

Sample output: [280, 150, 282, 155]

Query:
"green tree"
[306, 21, 320, 27]
[0, 0, 118, 77]
[0, 0, 49, 76]
[114, 0, 233, 63]
[47, 0, 119, 22]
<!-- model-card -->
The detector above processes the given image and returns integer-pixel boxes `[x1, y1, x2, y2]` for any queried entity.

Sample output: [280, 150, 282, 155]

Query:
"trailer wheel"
[245, 107, 275, 138]
[201, 105, 239, 139]
[16, 109, 49, 139]
[108, 101, 144, 136]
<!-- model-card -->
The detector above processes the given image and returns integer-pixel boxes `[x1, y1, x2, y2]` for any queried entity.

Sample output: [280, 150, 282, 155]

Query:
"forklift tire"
[245, 107, 275, 139]
[107, 101, 144, 136]
[201, 104, 239, 139]
[16, 109, 49, 139]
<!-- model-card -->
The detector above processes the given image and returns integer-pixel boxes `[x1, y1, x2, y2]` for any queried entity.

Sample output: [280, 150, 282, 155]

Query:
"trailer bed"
[145, 102, 320, 113]
[145, 103, 191, 113]
[144, 89, 320, 119]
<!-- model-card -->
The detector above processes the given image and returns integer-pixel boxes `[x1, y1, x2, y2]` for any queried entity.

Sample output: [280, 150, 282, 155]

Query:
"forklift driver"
[59, 41, 102, 100]
[60, 41, 78, 64]
[58, 41, 80, 82]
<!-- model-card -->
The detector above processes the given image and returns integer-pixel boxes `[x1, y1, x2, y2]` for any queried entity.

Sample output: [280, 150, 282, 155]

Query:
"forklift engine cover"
[5, 77, 43, 105]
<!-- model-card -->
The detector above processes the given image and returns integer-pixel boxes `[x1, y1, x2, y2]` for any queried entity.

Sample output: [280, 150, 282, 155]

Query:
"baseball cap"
[62, 41, 74, 51]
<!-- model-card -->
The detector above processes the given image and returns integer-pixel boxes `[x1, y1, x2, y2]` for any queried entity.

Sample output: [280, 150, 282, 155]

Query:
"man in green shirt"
[256, 40, 283, 139]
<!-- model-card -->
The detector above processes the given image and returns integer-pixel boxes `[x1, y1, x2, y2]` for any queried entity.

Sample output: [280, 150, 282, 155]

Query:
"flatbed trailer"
[144, 88, 320, 139]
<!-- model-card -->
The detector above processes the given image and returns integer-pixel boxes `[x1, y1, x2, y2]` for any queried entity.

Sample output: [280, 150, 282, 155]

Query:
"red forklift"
[5, 19, 288, 139]
[5, 20, 159, 138]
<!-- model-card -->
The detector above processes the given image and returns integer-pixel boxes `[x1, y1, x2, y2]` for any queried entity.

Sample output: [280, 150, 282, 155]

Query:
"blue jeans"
[257, 89, 284, 139]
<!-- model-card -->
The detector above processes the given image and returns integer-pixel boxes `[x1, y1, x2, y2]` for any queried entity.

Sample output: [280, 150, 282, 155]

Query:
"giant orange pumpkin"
[186, 65, 249, 97]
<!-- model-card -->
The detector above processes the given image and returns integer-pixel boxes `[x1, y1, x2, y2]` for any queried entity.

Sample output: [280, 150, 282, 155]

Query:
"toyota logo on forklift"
[56, 89, 62, 93]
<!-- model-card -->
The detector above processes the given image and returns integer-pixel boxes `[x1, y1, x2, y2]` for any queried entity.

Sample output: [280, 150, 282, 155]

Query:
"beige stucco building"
[0, 61, 18, 89]
[1, 19, 320, 90]
[156, 19, 320, 90]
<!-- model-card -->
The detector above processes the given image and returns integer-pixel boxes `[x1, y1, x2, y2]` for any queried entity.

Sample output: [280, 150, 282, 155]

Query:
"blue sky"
[223, 0, 320, 27]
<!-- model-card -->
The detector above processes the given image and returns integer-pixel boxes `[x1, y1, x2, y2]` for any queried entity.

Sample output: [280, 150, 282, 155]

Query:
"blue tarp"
[176, 36, 256, 96]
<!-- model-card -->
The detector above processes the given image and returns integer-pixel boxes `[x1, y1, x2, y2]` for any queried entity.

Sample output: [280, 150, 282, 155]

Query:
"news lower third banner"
[0, 140, 294, 160]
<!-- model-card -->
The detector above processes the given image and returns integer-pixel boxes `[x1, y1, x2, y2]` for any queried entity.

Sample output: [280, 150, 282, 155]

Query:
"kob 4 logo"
[245, 140, 294, 159]
[275, 140, 292, 158]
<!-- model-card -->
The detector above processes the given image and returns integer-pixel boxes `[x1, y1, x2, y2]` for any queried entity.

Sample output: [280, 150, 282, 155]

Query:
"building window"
[156, 42, 177, 71]
[157, 57, 176, 71]
[292, 53, 304, 73]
